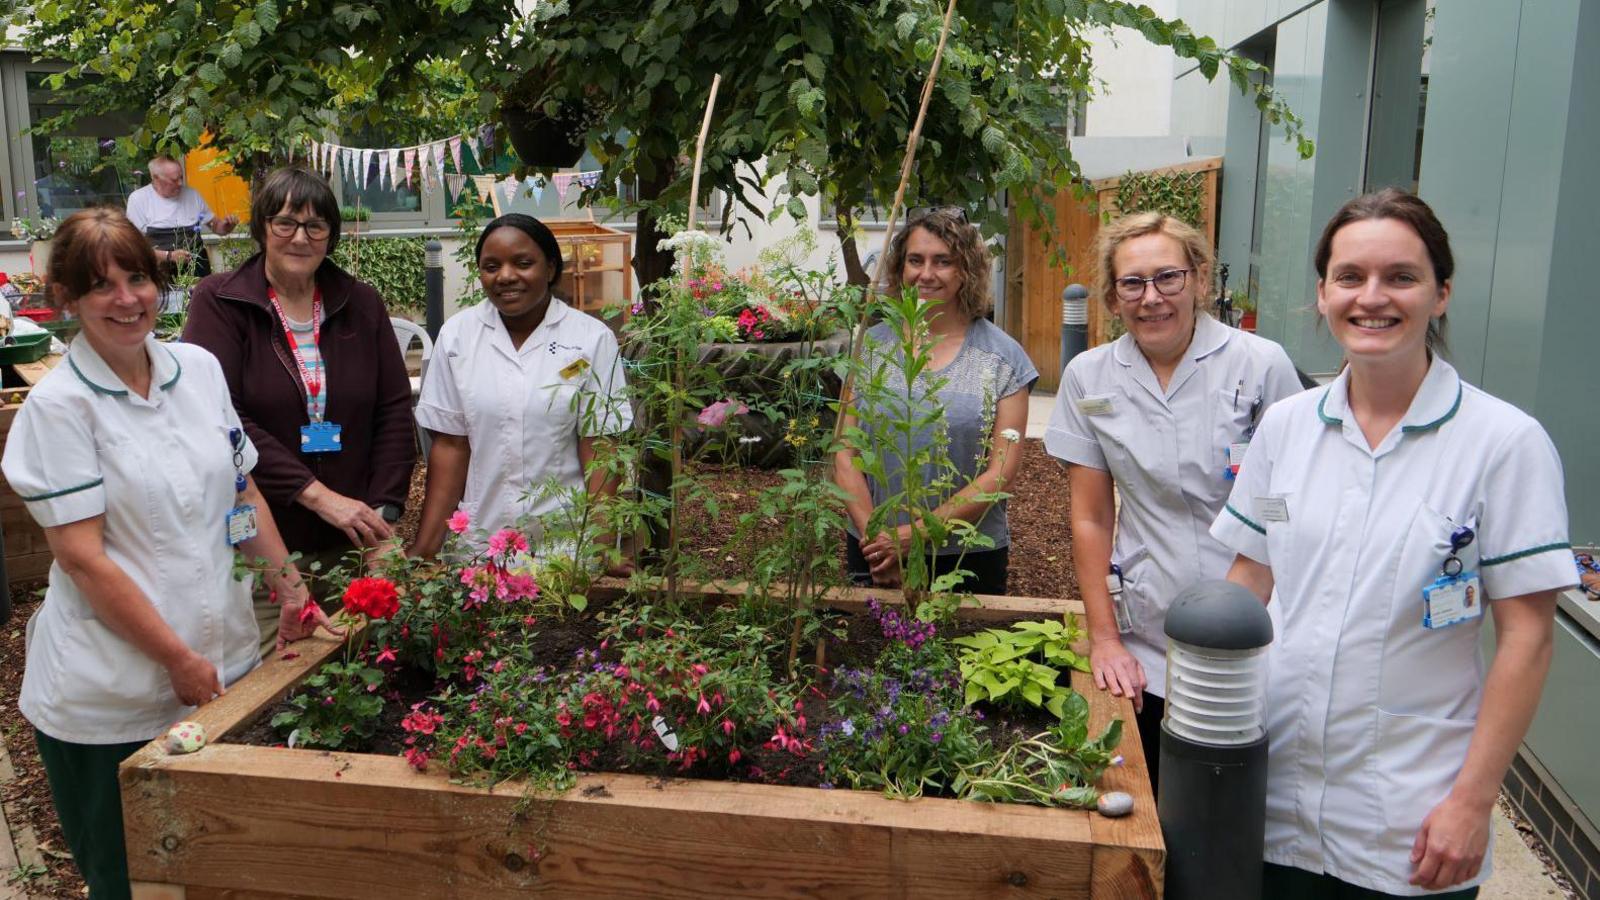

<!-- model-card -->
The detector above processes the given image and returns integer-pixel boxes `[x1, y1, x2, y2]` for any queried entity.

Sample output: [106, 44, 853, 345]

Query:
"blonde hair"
[1094, 212, 1215, 315]
[885, 210, 992, 320]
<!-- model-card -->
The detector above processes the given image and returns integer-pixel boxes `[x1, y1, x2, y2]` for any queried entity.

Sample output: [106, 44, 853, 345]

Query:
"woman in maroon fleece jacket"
[184, 168, 415, 650]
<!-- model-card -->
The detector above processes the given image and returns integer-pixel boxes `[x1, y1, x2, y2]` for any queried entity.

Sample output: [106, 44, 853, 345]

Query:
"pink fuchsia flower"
[487, 528, 529, 558]
[447, 509, 471, 534]
[696, 398, 749, 428]
[696, 694, 712, 715]
[375, 645, 397, 665]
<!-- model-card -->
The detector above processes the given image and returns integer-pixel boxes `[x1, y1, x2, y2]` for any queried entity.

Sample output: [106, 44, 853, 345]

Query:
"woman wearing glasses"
[1043, 212, 1300, 788]
[186, 167, 416, 651]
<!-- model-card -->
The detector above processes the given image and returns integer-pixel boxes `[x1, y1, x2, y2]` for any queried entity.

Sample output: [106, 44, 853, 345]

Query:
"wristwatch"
[374, 504, 402, 524]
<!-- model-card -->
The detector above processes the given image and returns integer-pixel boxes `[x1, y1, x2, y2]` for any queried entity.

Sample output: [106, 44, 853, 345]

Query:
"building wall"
[1082, 0, 1177, 137]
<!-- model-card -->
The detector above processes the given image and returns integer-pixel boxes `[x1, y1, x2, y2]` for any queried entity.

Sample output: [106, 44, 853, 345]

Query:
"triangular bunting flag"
[446, 173, 467, 202]
[553, 173, 576, 202]
[472, 174, 496, 203]
[432, 141, 449, 180]
[463, 133, 481, 169]
[402, 148, 416, 189]
[360, 149, 374, 189]
[309, 140, 320, 171]
[387, 149, 401, 191]
[500, 178, 519, 204]
[449, 136, 463, 174]
[523, 175, 544, 204]
[578, 170, 601, 189]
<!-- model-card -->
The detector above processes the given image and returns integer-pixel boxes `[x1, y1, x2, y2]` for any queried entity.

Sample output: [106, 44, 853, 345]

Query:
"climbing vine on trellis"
[1110, 169, 1207, 229]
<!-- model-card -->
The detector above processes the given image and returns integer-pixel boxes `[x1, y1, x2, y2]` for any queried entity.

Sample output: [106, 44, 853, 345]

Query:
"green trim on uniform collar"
[1400, 383, 1461, 433]
[1225, 503, 1267, 535]
[1316, 391, 1342, 426]
[1481, 541, 1570, 568]
[19, 478, 104, 502]
[68, 355, 127, 397]
[156, 343, 183, 391]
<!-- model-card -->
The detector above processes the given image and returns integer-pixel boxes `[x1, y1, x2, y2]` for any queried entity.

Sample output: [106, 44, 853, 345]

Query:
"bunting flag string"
[299, 134, 612, 209]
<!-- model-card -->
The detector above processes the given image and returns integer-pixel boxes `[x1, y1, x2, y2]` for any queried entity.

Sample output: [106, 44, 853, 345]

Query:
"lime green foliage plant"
[951, 617, 1091, 719]
[953, 693, 1124, 807]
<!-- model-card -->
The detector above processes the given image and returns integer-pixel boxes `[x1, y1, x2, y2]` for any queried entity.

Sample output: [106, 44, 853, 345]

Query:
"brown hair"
[1313, 188, 1452, 354]
[1094, 211, 1215, 315]
[249, 167, 342, 256]
[885, 209, 992, 320]
[46, 207, 166, 309]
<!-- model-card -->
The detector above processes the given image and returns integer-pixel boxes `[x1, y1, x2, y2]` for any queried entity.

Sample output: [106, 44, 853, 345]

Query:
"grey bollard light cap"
[1163, 579, 1273, 650]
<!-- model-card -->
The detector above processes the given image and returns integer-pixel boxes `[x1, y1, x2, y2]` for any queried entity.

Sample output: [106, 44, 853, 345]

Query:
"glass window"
[336, 129, 423, 219]
[26, 72, 140, 218]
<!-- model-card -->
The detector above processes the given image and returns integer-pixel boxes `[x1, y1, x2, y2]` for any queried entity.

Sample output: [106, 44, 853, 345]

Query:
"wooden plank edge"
[588, 576, 1085, 620]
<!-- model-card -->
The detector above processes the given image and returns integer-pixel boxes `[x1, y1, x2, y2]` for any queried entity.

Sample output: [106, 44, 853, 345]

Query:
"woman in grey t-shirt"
[833, 209, 1038, 595]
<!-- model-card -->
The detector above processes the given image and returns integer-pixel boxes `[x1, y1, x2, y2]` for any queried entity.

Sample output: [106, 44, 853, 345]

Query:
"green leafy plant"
[1111, 168, 1207, 229]
[953, 692, 1124, 808]
[332, 235, 426, 316]
[270, 660, 385, 751]
[952, 617, 1090, 719]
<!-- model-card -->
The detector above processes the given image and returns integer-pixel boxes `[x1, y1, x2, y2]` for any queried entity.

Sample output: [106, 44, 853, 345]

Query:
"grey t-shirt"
[847, 318, 1038, 554]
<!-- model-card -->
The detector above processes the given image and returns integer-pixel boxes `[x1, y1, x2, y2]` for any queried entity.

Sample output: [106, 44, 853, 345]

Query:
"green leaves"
[951, 615, 1091, 718]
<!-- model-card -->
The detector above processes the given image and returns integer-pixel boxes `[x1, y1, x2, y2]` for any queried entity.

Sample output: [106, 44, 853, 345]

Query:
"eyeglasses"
[265, 215, 332, 241]
[1114, 268, 1192, 302]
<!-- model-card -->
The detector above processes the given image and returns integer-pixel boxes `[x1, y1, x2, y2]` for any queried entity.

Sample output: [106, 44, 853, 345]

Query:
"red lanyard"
[266, 286, 324, 421]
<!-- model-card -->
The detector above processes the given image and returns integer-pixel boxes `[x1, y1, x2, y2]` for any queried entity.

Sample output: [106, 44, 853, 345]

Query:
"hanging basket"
[500, 102, 588, 169]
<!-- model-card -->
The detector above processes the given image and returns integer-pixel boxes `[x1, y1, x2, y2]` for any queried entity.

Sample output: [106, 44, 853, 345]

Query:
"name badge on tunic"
[559, 357, 591, 380]
[1423, 572, 1483, 628]
[226, 504, 259, 546]
[1076, 395, 1114, 416]
[1256, 495, 1290, 523]
[301, 421, 343, 453]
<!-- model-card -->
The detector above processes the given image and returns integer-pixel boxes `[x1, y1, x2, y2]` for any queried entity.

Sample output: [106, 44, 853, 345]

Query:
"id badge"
[1225, 441, 1249, 479]
[1107, 572, 1137, 634]
[1423, 571, 1483, 629]
[226, 504, 259, 546]
[300, 421, 343, 453]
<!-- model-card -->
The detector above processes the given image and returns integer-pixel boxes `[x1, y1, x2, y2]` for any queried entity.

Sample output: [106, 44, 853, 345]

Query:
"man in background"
[125, 154, 239, 280]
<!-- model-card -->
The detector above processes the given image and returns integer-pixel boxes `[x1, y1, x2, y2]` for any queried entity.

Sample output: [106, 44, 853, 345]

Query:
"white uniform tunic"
[415, 298, 631, 550]
[1044, 314, 1302, 694]
[1210, 357, 1575, 895]
[2, 337, 261, 744]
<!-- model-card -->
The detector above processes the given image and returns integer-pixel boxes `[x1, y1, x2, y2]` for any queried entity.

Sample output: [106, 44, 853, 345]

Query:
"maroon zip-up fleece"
[183, 253, 417, 555]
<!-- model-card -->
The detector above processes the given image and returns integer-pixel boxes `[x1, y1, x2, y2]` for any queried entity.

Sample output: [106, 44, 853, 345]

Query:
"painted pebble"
[164, 721, 207, 755]
[1097, 790, 1134, 818]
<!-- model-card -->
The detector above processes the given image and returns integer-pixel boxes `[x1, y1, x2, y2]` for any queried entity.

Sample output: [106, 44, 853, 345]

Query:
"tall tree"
[17, 0, 1309, 287]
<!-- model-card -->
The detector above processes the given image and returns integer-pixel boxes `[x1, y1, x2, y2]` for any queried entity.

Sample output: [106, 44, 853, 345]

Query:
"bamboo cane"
[828, 0, 961, 616]
[668, 74, 724, 603]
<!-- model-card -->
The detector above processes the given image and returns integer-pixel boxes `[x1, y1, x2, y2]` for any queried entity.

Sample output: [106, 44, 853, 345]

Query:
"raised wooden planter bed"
[120, 585, 1163, 898]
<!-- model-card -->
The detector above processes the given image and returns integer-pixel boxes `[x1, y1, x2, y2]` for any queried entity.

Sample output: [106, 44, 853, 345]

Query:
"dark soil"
[0, 439, 1078, 897]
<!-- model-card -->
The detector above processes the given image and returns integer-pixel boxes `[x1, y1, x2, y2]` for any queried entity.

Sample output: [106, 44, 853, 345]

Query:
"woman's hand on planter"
[1090, 636, 1146, 713]
[275, 586, 345, 651]
[166, 648, 223, 706]
[862, 527, 912, 586]
[300, 481, 393, 548]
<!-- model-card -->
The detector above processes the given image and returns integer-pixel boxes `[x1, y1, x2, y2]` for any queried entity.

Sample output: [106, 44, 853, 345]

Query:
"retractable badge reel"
[1107, 563, 1138, 634]
[224, 427, 259, 546]
[1423, 525, 1481, 628]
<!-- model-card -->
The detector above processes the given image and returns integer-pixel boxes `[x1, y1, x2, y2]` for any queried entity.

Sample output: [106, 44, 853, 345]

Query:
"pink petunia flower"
[447, 509, 471, 535]
[696, 398, 749, 428]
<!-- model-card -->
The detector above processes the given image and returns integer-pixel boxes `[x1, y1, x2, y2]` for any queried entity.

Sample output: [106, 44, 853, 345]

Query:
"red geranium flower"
[342, 577, 401, 620]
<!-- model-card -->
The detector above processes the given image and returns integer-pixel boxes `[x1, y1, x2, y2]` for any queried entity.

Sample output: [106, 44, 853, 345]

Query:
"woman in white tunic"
[410, 214, 632, 561]
[1, 209, 327, 899]
[1044, 212, 1301, 787]
[1212, 189, 1574, 898]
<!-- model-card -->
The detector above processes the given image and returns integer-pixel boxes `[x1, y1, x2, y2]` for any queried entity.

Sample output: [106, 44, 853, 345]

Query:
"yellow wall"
[183, 141, 251, 223]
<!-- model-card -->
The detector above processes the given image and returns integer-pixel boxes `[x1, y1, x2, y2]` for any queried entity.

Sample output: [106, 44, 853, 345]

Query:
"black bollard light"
[1060, 283, 1088, 370]
[424, 239, 445, 340]
[1158, 579, 1273, 900]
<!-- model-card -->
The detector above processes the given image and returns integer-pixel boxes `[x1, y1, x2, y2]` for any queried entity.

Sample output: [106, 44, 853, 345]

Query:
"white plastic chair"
[391, 317, 434, 459]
